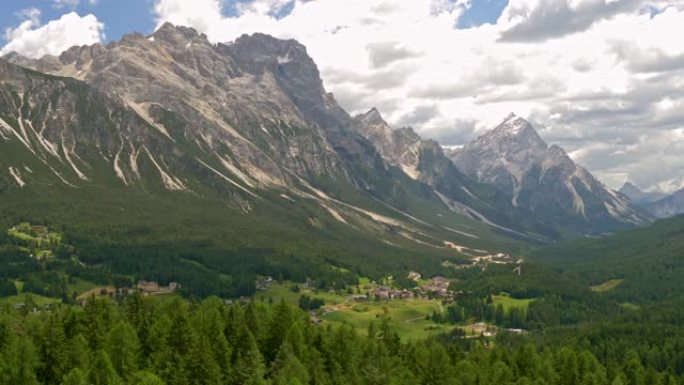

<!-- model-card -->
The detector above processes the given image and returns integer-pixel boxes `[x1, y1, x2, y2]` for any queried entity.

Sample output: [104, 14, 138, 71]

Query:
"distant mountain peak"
[153, 22, 206, 43]
[490, 114, 544, 145]
[620, 181, 669, 206]
[500, 112, 526, 129]
[450, 116, 652, 233]
[357, 107, 386, 127]
[643, 187, 684, 218]
[619, 181, 643, 194]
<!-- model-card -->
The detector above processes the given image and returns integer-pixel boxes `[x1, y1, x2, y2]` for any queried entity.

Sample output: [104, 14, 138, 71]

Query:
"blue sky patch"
[0, 0, 154, 45]
[457, 0, 509, 29]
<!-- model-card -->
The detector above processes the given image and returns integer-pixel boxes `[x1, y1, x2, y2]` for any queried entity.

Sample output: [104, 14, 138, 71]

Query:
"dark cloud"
[410, 61, 525, 99]
[516, 69, 684, 190]
[410, 82, 480, 99]
[474, 80, 565, 103]
[323, 63, 417, 92]
[499, 0, 643, 42]
[330, 85, 402, 116]
[611, 41, 684, 73]
[418, 118, 479, 145]
[366, 41, 420, 68]
[396, 105, 440, 127]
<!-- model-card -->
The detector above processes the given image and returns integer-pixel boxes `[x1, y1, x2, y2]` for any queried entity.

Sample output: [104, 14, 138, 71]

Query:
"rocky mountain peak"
[2, 51, 63, 73]
[545, 144, 571, 162]
[356, 107, 386, 127]
[395, 126, 422, 143]
[152, 22, 209, 46]
[353, 108, 394, 139]
[486, 114, 546, 149]
[449, 115, 652, 232]
[59, 44, 104, 63]
[229, 32, 311, 71]
[619, 182, 644, 197]
[619, 182, 668, 205]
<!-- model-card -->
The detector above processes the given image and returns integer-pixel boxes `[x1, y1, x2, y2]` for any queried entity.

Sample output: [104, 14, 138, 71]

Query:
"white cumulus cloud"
[154, 0, 684, 191]
[1, 10, 104, 59]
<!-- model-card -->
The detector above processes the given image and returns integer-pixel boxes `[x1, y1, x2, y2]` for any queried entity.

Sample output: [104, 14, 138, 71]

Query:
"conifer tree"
[130, 371, 165, 385]
[623, 351, 646, 385]
[185, 331, 223, 385]
[106, 320, 140, 379]
[88, 350, 121, 385]
[39, 313, 68, 385]
[266, 299, 293, 362]
[232, 330, 267, 385]
[61, 368, 88, 385]
[65, 334, 90, 371]
[270, 342, 309, 385]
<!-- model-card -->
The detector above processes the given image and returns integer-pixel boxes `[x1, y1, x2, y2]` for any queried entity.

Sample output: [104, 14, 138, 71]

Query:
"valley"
[0, 14, 682, 385]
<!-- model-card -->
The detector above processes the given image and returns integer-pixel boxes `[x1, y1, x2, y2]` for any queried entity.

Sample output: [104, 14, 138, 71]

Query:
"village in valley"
[361, 274, 453, 301]
[255, 251, 529, 340]
[3, 221, 528, 340]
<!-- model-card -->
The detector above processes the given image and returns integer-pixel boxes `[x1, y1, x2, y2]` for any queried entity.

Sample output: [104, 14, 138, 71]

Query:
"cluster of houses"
[442, 252, 524, 272]
[256, 276, 275, 291]
[137, 280, 181, 295]
[467, 322, 528, 338]
[366, 287, 416, 300]
[421, 276, 451, 297]
[358, 276, 454, 301]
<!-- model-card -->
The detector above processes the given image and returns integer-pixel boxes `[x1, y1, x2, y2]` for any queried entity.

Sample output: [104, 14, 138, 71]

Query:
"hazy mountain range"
[620, 182, 684, 219]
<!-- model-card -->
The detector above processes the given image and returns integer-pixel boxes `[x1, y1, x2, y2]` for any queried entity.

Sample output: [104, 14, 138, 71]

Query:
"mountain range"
[620, 182, 684, 218]
[447, 114, 652, 235]
[0, 23, 657, 271]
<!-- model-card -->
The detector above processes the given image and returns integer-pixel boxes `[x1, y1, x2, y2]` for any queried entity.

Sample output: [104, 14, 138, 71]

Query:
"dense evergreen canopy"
[2, 294, 684, 385]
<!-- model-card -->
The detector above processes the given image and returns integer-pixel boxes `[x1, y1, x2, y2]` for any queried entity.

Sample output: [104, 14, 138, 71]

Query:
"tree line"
[2, 294, 683, 385]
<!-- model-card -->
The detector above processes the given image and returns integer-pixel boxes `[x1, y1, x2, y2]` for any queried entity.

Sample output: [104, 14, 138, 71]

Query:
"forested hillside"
[2, 294, 684, 385]
[532, 214, 684, 303]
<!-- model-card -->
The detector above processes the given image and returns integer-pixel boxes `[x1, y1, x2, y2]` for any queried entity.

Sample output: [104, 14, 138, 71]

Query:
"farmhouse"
[256, 276, 274, 291]
[137, 280, 181, 295]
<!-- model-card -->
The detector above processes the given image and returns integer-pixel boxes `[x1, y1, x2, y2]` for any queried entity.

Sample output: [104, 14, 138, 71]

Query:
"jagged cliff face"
[1, 23, 393, 193]
[353, 108, 559, 240]
[0, 59, 167, 189]
[353, 108, 425, 180]
[0, 23, 651, 247]
[449, 114, 652, 234]
[2, 23, 533, 259]
[448, 114, 549, 202]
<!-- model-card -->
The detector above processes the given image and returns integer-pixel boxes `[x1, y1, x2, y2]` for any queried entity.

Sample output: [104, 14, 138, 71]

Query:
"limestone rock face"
[353, 108, 558, 240]
[0, 23, 651, 241]
[449, 114, 653, 234]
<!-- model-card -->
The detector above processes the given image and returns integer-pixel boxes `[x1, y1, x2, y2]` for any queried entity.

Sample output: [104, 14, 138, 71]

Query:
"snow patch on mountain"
[8, 167, 25, 187]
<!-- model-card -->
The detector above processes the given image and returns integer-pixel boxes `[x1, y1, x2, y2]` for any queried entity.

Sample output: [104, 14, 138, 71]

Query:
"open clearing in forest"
[0, 293, 60, 306]
[259, 281, 451, 339]
[320, 299, 451, 340]
[491, 293, 534, 312]
[590, 279, 624, 292]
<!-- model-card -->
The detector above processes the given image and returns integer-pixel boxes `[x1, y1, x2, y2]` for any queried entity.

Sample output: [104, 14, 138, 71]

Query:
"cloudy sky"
[1, 0, 684, 192]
